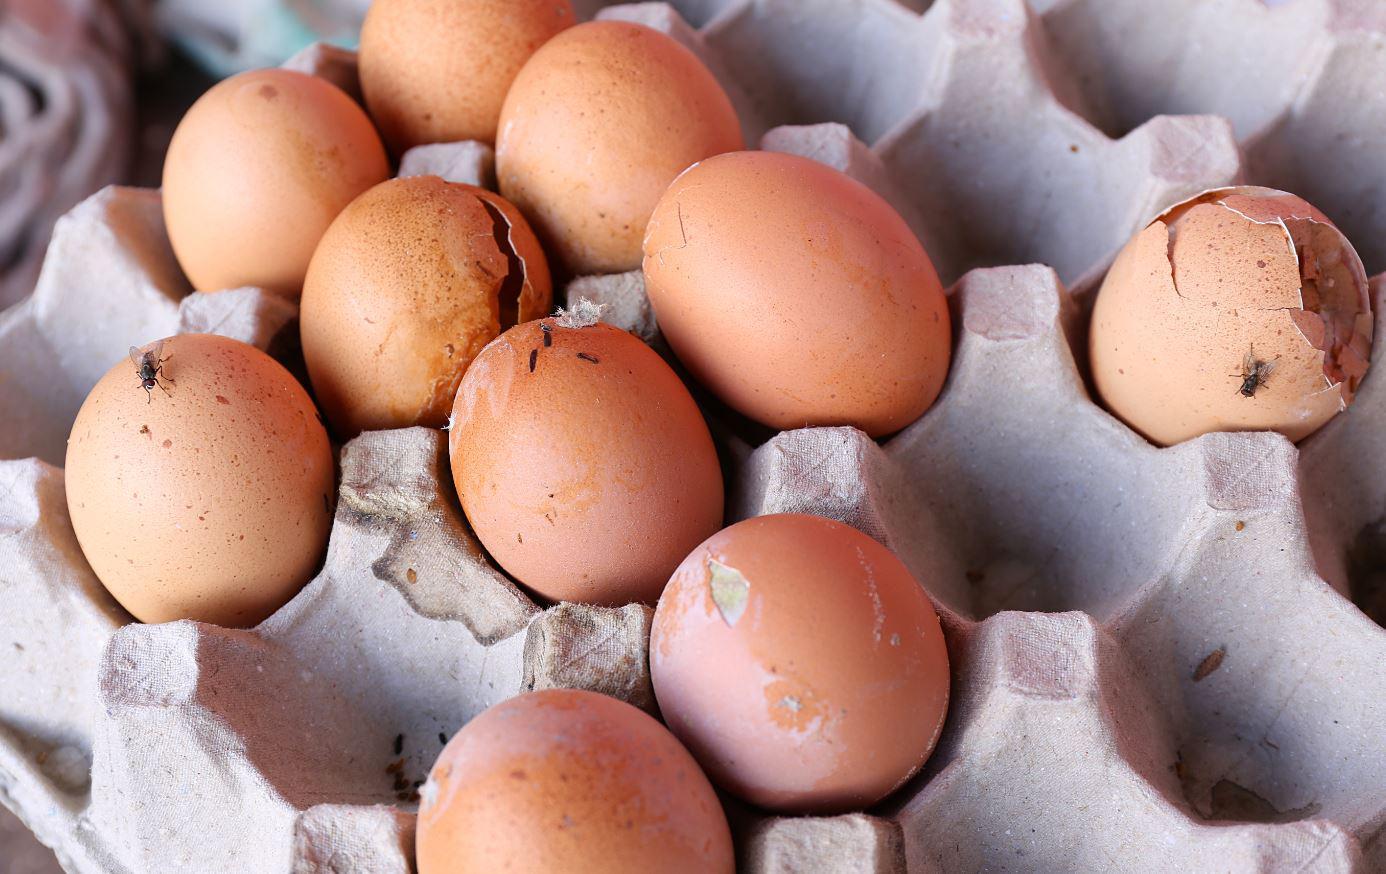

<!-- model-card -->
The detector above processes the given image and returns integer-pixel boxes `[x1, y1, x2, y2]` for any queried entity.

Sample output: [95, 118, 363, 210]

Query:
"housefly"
[1233, 345, 1276, 398]
[129, 340, 173, 403]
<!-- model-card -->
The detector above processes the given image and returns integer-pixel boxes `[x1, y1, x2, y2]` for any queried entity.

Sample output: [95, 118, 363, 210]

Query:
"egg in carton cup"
[3, 0, 1386, 871]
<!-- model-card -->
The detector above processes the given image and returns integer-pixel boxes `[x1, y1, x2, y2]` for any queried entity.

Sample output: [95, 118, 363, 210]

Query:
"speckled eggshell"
[642, 150, 951, 437]
[359, 0, 575, 152]
[416, 689, 734, 873]
[64, 334, 334, 627]
[448, 318, 723, 605]
[650, 513, 950, 814]
[495, 20, 743, 275]
[1090, 186, 1373, 446]
[162, 68, 389, 296]
[300, 176, 552, 438]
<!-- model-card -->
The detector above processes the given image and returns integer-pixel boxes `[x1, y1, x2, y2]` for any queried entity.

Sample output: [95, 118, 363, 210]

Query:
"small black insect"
[541, 322, 553, 347]
[129, 340, 173, 403]
[1232, 345, 1278, 398]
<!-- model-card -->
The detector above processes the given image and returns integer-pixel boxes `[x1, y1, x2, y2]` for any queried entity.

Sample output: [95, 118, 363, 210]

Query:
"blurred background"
[1, 3, 369, 866]
[0, 0, 369, 312]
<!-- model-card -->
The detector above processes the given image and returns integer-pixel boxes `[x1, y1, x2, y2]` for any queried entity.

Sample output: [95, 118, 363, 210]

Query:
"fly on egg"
[1090, 186, 1373, 445]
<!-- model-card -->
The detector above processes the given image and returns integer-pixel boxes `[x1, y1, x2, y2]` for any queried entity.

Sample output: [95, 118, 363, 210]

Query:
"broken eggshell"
[1090, 186, 1372, 445]
[300, 175, 551, 438]
[649, 513, 950, 815]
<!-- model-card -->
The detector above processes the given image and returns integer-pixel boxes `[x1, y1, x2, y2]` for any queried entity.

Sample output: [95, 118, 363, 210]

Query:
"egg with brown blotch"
[448, 316, 723, 605]
[300, 176, 552, 438]
[650, 513, 951, 814]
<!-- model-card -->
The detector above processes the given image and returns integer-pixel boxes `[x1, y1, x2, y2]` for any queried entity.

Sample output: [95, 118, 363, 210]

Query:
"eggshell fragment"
[650, 513, 951, 814]
[642, 150, 951, 437]
[416, 689, 733, 873]
[300, 176, 552, 437]
[64, 334, 334, 626]
[1090, 186, 1373, 445]
[496, 20, 743, 274]
[448, 316, 723, 605]
[359, 0, 575, 152]
[162, 68, 389, 296]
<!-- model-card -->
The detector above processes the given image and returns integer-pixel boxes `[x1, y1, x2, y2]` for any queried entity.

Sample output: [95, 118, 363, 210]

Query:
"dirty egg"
[649, 513, 951, 814]
[64, 334, 334, 626]
[1090, 186, 1373, 445]
[415, 690, 733, 873]
[448, 312, 723, 605]
[300, 175, 551, 437]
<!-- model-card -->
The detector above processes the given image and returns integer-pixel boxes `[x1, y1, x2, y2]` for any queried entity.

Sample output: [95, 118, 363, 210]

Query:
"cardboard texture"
[2, 1, 1386, 871]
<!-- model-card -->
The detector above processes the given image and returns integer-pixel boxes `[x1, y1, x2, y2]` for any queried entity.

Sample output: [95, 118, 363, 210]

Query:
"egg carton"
[3, 0, 1386, 871]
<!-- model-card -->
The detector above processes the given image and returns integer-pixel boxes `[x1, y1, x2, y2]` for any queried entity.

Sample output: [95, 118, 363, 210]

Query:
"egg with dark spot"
[1090, 186, 1373, 445]
[448, 318, 722, 605]
[65, 334, 333, 626]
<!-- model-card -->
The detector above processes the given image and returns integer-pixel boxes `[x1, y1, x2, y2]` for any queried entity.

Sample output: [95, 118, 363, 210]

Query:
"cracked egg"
[300, 175, 551, 437]
[1090, 186, 1372, 445]
[649, 513, 950, 814]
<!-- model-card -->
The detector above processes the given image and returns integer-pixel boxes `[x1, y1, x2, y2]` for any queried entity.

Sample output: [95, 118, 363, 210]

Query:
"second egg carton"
[2, 0, 1386, 871]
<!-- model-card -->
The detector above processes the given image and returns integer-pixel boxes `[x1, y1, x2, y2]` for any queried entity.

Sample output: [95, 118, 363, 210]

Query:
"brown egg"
[495, 21, 743, 275]
[162, 68, 389, 295]
[449, 314, 723, 605]
[300, 176, 551, 437]
[65, 334, 334, 626]
[642, 150, 951, 437]
[359, 0, 575, 153]
[1090, 186, 1373, 445]
[650, 513, 950, 814]
[416, 689, 734, 873]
